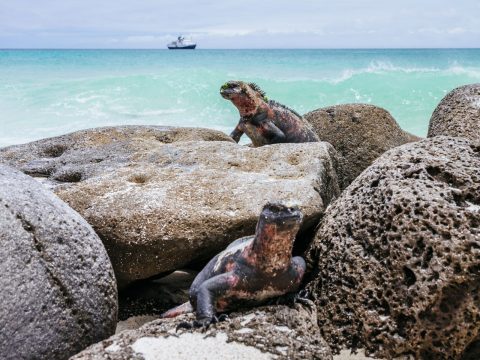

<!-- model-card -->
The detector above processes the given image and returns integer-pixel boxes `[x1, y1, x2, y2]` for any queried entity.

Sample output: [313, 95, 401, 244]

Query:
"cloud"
[124, 35, 173, 44]
[0, 0, 479, 48]
[447, 27, 466, 34]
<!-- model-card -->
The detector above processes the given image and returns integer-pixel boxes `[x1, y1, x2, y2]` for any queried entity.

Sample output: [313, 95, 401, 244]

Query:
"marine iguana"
[221, 80, 319, 146]
[161, 202, 306, 328]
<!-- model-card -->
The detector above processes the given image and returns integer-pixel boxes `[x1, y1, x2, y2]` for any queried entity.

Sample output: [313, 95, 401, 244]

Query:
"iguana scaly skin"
[221, 80, 319, 146]
[162, 202, 306, 328]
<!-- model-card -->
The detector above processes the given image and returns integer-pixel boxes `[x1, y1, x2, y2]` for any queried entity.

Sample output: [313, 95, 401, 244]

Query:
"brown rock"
[304, 104, 420, 188]
[71, 304, 332, 360]
[306, 136, 480, 359]
[428, 83, 480, 141]
[0, 127, 341, 288]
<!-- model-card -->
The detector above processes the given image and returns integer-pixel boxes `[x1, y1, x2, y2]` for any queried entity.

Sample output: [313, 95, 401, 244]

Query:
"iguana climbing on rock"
[161, 202, 307, 328]
[221, 80, 319, 146]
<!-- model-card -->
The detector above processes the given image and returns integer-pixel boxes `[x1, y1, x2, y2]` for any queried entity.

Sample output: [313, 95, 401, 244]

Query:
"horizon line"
[1, 47, 480, 51]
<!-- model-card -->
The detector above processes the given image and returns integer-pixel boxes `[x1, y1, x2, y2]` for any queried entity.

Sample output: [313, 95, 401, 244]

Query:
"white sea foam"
[327, 61, 480, 84]
[328, 61, 441, 84]
[119, 109, 187, 117]
[261, 61, 451, 85]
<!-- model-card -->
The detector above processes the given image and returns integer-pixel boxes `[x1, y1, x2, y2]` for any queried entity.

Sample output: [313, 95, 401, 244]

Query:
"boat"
[167, 36, 196, 50]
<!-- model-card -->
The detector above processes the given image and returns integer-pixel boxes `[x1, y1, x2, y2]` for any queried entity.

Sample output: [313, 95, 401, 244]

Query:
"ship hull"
[167, 44, 196, 50]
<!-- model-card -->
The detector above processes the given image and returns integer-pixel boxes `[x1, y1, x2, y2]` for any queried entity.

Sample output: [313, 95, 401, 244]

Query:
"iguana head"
[252, 202, 303, 273]
[220, 80, 269, 116]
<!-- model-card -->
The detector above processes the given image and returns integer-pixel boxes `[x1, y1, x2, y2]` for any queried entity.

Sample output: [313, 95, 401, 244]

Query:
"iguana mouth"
[260, 202, 303, 225]
[220, 81, 241, 98]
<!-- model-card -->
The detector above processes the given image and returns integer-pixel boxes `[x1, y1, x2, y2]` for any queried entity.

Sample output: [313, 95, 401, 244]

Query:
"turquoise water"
[1, 49, 480, 147]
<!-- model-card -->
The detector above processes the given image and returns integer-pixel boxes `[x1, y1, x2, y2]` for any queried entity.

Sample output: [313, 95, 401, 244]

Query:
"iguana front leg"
[260, 121, 286, 143]
[230, 119, 246, 143]
[176, 272, 238, 331]
[193, 272, 238, 326]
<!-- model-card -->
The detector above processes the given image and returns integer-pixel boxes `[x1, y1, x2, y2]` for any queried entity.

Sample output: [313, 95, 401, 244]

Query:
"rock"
[71, 304, 332, 360]
[0, 165, 117, 360]
[0, 127, 341, 288]
[306, 136, 480, 359]
[304, 104, 420, 188]
[463, 337, 480, 360]
[428, 84, 480, 141]
[0, 125, 234, 189]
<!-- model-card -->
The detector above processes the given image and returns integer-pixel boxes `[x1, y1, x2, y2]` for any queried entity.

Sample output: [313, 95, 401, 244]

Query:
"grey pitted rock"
[304, 104, 420, 188]
[0, 128, 340, 288]
[0, 165, 117, 360]
[0, 125, 234, 189]
[306, 136, 480, 359]
[428, 84, 480, 141]
[71, 304, 332, 360]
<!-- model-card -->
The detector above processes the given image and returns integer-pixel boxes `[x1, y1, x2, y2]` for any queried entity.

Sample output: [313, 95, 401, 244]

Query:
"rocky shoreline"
[1, 84, 479, 359]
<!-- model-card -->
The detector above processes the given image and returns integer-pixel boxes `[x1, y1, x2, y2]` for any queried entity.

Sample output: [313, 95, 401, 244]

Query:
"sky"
[0, 0, 479, 49]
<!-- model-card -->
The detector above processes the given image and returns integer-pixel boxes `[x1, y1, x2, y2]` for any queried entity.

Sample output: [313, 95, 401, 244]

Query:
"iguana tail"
[161, 301, 193, 318]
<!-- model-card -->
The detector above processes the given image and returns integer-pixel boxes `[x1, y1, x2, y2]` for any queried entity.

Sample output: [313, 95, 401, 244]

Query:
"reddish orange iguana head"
[220, 80, 268, 117]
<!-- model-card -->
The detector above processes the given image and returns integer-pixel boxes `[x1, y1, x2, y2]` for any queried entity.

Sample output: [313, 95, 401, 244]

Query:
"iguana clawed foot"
[176, 314, 229, 332]
[273, 289, 314, 308]
[293, 289, 314, 307]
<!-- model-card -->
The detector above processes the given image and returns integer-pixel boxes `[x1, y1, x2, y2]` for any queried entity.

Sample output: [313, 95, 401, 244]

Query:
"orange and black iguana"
[221, 80, 319, 146]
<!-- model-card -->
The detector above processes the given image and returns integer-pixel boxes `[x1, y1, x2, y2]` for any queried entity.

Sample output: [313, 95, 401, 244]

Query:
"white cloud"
[124, 35, 172, 44]
[0, 0, 479, 48]
[447, 27, 466, 34]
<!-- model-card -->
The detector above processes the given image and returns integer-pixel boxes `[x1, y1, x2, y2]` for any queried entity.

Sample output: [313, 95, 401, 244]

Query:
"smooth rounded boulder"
[0, 127, 341, 288]
[71, 304, 332, 360]
[306, 136, 480, 359]
[0, 165, 118, 360]
[304, 104, 420, 187]
[428, 83, 480, 141]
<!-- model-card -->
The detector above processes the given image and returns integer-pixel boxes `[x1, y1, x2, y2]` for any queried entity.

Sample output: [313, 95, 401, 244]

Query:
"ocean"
[1, 49, 479, 147]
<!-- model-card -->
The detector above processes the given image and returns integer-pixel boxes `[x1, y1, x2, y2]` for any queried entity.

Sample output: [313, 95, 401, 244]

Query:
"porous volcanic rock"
[0, 127, 341, 288]
[306, 136, 480, 359]
[71, 304, 332, 360]
[428, 83, 480, 141]
[304, 104, 420, 188]
[0, 165, 117, 360]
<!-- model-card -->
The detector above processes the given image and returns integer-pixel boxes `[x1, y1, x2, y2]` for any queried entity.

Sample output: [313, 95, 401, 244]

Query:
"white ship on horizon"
[167, 36, 196, 50]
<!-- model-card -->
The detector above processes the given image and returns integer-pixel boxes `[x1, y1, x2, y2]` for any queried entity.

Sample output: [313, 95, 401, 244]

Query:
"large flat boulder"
[71, 304, 332, 360]
[306, 137, 480, 359]
[428, 83, 480, 141]
[0, 125, 234, 189]
[0, 165, 117, 360]
[305, 104, 420, 188]
[0, 127, 341, 288]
